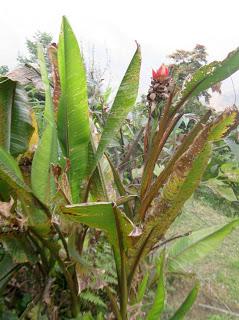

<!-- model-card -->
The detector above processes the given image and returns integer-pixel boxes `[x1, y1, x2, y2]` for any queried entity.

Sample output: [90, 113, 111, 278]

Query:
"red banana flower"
[152, 64, 169, 80]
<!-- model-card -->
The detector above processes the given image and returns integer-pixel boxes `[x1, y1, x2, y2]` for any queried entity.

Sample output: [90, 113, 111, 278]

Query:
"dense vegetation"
[1, 16, 239, 319]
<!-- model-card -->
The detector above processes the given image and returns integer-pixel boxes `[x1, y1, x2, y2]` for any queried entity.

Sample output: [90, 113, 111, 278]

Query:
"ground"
[167, 198, 239, 320]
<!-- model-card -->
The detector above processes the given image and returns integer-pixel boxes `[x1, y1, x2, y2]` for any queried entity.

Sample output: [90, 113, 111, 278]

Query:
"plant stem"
[53, 222, 71, 260]
[105, 287, 122, 320]
[30, 229, 79, 317]
[127, 228, 154, 289]
[32, 195, 70, 260]
[114, 206, 128, 319]
[27, 231, 49, 274]
[138, 110, 211, 218]
[119, 128, 125, 155]
[152, 231, 192, 251]
[140, 113, 182, 201]
[19, 291, 42, 319]
[119, 127, 144, 171]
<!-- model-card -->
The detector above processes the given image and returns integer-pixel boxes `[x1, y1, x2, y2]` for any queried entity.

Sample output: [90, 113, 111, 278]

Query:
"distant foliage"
[17, 31, 53, 66]
[169, 44, 211, 115]
[0, 65, 9, 76]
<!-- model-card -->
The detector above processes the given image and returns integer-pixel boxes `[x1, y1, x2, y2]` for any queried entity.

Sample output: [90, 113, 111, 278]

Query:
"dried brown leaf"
[0, 197, 14, 218]
[48, 43, 61, 115]
[7, 65, 44, 90]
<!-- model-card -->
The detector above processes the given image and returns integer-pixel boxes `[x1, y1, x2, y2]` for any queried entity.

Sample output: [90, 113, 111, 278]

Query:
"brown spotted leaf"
[48, 43, 61, 115]
[208, 106, 239, 141]
[7, 65, 44, 91]
[128, 108, 239, 284]
[128, 128, 212, 284]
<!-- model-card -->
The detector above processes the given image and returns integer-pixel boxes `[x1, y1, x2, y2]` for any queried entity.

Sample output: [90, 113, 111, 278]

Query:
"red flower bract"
[152, 64, 169, 80]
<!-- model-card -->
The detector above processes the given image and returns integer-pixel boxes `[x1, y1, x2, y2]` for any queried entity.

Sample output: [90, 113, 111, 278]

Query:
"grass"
[166, 197, 239, 319]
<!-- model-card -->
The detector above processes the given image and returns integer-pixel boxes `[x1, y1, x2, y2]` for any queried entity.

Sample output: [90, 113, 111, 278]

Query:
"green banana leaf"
[225, 138, 239, 162]
[87, 131, 108, 202]
[78, 313, 94, 320]
[204, 178, 237, 202]
[0, 146, 50, 233]
[177, 47, 239, 104]
[168, 219, 239, 272]
[61, 201, 134, 274]
[0, 77, 33, 156]
[31, 46, 58, 204]
[31, 125, 57, 204]
[169, 281, 200, 320]
[0, 146, 31, 196]
[0, 253, 18, 290]
[134, 272, 149, 304]
[89, 43, 141, 175]
[0, 233, 37, 264]
[58, 16, 90, 202]
[220, 162, 239, 183]
[147, 250, 166, 320]
[106, 153, 133, 217]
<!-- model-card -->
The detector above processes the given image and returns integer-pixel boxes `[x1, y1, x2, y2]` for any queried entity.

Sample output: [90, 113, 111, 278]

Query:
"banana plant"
[1, 16, 239, 319]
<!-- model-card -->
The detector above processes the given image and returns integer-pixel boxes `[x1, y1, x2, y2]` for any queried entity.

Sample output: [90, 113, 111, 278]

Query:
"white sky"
[1, 0, 239, 108]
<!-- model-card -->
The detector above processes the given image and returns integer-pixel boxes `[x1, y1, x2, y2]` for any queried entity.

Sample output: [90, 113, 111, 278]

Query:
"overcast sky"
[1, 0, 239, 108]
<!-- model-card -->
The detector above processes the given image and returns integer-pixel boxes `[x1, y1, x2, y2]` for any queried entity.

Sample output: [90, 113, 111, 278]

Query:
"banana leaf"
[31, 46, 58, 204]
[169, 282, 200, 320]
[89, 43, 141, 176]
[168, 219, 239, 272]
[58, 16, 90, 202]
[0, 77, 33, 156]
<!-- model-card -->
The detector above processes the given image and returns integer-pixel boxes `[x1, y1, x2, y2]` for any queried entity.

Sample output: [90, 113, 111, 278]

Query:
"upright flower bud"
[148, 64, 173, 105]
[152, 64, 169, 81]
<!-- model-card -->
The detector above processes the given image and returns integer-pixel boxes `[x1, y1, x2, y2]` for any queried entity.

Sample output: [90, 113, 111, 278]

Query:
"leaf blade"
[89, 43, 141, 174]
[0, 78, 33, 156]
[0, 146, 31, 196]
[177, 47, 239, 106]
[58, 16, 90, 202]
[147, 250, 166, 320]
[168, 219, 239, 272]
[169, 282, 200, 320]
[31, 46, 57, 204]
[61, 202, 134, 274]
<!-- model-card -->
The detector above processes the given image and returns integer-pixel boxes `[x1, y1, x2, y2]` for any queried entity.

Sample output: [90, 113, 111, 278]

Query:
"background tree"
[17, 31, 53, 66]
[169, 44, 211, 115]
[0, 65, 9, 76]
